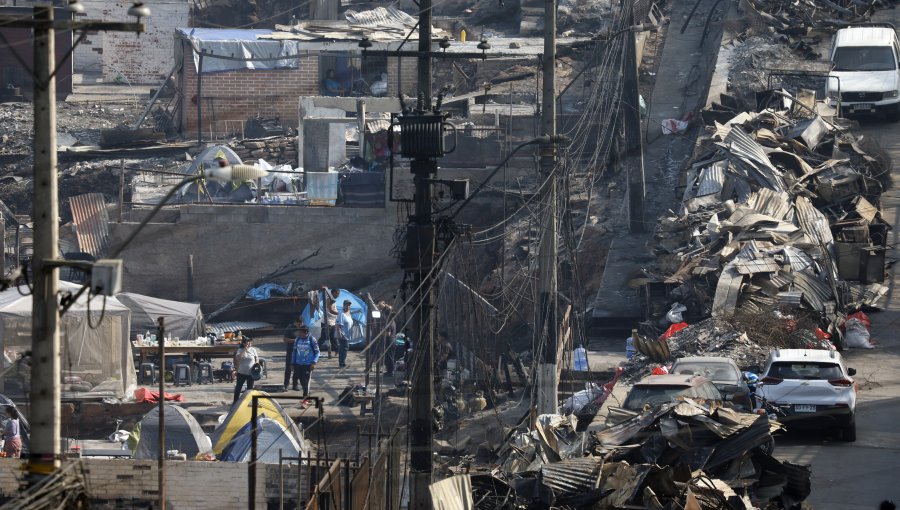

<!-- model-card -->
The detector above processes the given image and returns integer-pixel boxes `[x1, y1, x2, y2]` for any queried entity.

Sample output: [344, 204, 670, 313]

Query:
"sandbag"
[845, 318, 874, 349]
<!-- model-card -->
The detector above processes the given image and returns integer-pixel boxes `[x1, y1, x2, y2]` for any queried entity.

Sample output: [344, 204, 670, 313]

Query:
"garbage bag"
[666, 302, 687, 324]
[845, 318, 874, 349]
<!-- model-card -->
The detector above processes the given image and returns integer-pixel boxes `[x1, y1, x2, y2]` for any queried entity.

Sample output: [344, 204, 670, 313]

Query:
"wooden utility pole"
[0, 5, 145, 484]
[29, 5, 61, 478]
[623, 4, 646, 233]
[535, 0, 559, 415]
[408, 0, 437, 506]
[157, 317, 166, 510]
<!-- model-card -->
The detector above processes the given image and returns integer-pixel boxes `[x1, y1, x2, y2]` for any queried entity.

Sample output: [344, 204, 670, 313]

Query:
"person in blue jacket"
[291, 324, 320, 397]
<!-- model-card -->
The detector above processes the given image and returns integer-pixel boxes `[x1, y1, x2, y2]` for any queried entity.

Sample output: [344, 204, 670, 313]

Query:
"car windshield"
[833, 46, 897, 71]
[671, 362, 739, 382]
[767, 362, 843, 380]
[622, 385, 690, 411]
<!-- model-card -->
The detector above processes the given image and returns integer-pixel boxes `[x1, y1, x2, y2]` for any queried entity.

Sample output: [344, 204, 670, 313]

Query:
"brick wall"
[73, 0, 190, 84]
[387, 57, 418, 97]
[0, 458, 303, 507]
[180, 40, 319, 135]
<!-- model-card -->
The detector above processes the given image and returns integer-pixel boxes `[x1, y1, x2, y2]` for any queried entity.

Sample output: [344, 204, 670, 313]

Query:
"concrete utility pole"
[157, 317, 166, 509]
[408, 0, 436, 506]
[0, 5, 145, 483]
[30, 5, 61, 479]
[623, 4, 646, 233]
[535, 0, 559, 415]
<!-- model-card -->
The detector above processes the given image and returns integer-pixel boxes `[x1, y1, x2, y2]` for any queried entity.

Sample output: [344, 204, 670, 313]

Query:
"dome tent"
[133, 404, 212, 460]
[210, 390, 305, 456]
[220, 416, 301, 463]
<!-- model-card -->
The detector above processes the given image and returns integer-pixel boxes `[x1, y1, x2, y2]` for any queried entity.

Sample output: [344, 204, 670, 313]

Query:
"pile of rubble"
[441, 402, 807, 509]
[624, 318, 771, 380]
[650, 98, 890, 347]
[228, 136, 298, 165]
[741, 0, 881, 34]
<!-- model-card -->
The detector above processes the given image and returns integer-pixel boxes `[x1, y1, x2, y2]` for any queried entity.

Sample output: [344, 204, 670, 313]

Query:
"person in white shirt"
[232, 336, 259, 404]
[335, 300, 354, 368]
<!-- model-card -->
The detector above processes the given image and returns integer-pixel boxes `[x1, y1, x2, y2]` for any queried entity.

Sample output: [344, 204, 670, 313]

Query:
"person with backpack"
[291, 324, 320, 398]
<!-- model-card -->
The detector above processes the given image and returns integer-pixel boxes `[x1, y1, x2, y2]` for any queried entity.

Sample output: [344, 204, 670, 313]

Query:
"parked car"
[756, 349, 857, 442]
[826, 23, 900, 121]
[619, 374, 723, 412]
[670, 356, 753, 410]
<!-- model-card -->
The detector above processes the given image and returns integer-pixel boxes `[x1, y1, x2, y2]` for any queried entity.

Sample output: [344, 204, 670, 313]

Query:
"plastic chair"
[196, 362, 214, 385]
[173, 364, 192, 387]
[139, 363, 157, 385]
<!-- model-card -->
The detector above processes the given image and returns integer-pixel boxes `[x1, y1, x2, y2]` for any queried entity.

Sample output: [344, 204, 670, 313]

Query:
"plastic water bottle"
[573, 347, 588, 371]
[626, 329, 636, 359]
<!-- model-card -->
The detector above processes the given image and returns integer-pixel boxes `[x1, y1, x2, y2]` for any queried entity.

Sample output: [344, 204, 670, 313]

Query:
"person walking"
[3, 407, 22, 458]
[282, 319, 303, 390]
[232, 337, 259, 404]
[335, 300, 354, 368]
[312, 286, 340, 359]
[291, 324, 320, 397]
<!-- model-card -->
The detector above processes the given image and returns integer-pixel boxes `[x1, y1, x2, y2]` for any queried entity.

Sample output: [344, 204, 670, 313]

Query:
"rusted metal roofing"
[69, 193, 110, 259]
[697, 161, 726, 197]
[712, 264, 744, 317]
[345, 6, 416, 27]
[746, 189, 792, 221]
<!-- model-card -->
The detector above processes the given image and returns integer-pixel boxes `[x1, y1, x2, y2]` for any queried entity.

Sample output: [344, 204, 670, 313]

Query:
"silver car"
[670, 356, 753, 410]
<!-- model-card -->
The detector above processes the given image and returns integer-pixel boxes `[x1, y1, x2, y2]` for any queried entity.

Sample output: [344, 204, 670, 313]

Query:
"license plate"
[795, 404, 816, 413]
[852, 103, 874, 111]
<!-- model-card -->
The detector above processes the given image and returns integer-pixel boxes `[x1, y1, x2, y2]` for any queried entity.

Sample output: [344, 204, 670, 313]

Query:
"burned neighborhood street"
[1, 0, 900, 508]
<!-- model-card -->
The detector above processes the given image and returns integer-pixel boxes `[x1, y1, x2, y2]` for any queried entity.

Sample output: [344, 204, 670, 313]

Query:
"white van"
[827, 23, 900, 122]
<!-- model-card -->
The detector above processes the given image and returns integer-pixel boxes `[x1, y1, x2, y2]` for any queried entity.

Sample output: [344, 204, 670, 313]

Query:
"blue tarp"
[302, 289, 367, 344]
[246, 283, 288, 301]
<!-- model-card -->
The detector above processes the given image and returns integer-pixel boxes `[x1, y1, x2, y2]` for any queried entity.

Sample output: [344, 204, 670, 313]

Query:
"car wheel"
[841, 417, 857, 442]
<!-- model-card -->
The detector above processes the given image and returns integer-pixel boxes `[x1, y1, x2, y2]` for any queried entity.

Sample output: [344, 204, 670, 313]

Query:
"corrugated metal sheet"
[345, 6, 416, 27]
[429, 475, 473, 510]
[712, 264, 744, 317]
[540, 457, 604, 495]
[795, 195, 834, 246]
[724, 128, 785, 192]
[69, 193, 110, 258]
[746, 189, 792, 221]
[783, 246, 813, 271]
[697, 161, 726, 197]
[205, 321, 272, 335]
[793, 270, 832, 311]
[733, 257, 780, 275]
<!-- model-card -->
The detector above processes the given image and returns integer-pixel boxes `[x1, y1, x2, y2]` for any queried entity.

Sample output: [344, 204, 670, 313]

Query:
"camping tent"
[0, 282, 135, 399]
[210, 390, 305, 455]
[302, 289, 368, 345]
[116, 292, 204, 341]
[220, 416, 301, 463]
[133, 404, 212, 460]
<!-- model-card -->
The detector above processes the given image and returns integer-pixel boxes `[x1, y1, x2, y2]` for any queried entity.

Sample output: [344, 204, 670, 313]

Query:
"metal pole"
[535, 0, 559, 415]
[623, 9, 646, 233]
[357, 99, 367, 160]
[118, 159, 125, 223]
[157, 317, 166, 510]
[29, 4, 61, 483]
[417, 0, 432, 105]
[249, 395, 259, 510]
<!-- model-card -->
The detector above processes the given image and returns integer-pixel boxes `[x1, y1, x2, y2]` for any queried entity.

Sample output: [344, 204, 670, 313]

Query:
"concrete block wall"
[73, 0, 190, 83]
[180, 42, 318, 135]
[0, 458, 301, 507]
[109, 204, 401, 309]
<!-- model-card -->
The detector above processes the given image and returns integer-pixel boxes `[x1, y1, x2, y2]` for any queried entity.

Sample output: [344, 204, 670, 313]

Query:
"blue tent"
[220, 416, 302, 463]
[302, 289, 367, 345]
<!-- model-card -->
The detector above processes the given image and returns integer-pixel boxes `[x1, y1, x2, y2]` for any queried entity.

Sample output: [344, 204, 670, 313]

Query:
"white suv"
[757, 349, 858, 442]
[827, 23, 900, 122]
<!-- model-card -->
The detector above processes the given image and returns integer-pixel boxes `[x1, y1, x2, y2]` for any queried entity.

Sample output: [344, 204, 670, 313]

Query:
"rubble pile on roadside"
[741, 0, 879, 34]
[649, 101, 890, 348]
[624, 318, 770, 380]
[448, 402, 807, 509]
